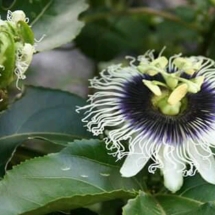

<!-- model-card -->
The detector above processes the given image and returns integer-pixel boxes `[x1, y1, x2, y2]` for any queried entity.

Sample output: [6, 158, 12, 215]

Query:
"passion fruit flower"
[76, 50, 215, 193]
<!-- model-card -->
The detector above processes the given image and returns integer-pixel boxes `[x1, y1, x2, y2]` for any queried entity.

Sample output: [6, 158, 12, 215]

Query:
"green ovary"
[153, 94, 188, 116]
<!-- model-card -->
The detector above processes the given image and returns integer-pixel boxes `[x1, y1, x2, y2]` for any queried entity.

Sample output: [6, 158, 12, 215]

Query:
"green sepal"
[0, 21, 17, 40]
[17, 21, 34, 45]
[0, 31, 16, 88]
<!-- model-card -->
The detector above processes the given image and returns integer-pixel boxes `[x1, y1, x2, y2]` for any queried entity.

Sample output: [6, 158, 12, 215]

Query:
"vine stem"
[81, 7, 201, 32]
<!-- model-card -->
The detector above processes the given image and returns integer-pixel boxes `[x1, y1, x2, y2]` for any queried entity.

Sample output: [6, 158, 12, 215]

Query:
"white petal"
[120, 143, 151, 177]
[187, 143, 215, 184]
[159, 145, 184, 193]
[163, 165, 184, 193]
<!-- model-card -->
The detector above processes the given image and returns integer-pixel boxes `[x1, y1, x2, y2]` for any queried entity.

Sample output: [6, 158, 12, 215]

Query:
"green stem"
[81, 7, 201, 32]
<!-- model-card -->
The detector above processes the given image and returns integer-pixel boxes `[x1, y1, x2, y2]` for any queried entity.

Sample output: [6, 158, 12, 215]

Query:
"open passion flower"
[77, 50, 215, 193]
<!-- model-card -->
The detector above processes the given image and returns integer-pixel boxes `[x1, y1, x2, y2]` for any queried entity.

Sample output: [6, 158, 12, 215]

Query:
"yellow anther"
[138, 56, 168, 75]
[151, 56, 168, 69]
[173, 57, 201, 75]
[193, 76, 204, 86]
[168, 83, 188, 105]
[151, 80, 167, 88]
[184, 69, 195, 76]
[184, 61, 201, 75]
[173, 57, 191, 69]
[186, 76, 204, 93]
[137, 65, 158, 76]
[147, 69, 158, 76]
[143, 80, 162, 96]
[189, 58, 202, 71]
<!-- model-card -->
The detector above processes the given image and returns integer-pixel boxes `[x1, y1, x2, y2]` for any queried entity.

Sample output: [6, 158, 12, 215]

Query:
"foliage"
[0, 0, 215, 214]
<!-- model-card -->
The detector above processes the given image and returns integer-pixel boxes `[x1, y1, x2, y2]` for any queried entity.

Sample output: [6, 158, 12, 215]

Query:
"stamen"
[138, 56, 168, 76]
[192, 76, 205, 86]
[168, 83, 188, 105]
[151, 56, 168, 69]
[142, 80, 162, 96]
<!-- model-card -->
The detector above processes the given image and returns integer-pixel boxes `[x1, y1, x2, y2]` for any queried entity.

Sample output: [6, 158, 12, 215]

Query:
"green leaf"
[177, 173, 215, 202]
[123, 191, 201, 215]
[0, 0, 88, 51]
[123, 173, 215, 215]
[76, 16, 150, 61]
[177, 202, 215, 215]
[0, 139, 141, 215]
[0, 86, 91, 177]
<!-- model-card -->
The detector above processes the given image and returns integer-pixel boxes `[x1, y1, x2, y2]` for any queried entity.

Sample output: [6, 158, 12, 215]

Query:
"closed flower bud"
[0, 10, 35, 89]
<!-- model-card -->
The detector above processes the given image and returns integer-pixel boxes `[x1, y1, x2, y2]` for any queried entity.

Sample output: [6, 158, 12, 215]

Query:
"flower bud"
[0, 10, 35, 89]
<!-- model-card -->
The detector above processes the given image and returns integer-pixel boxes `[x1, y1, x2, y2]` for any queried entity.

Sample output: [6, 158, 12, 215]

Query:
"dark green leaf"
[100, 199, 124, 215]
[0, 86, 91, 177]
[0, 139, 141, 215]
[177, 173, 215, 202]
[76, 16, 150, 61]
[177, 202, 215, 215]
[123, 173, 215, 215]
[123, 191, 201, 215]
